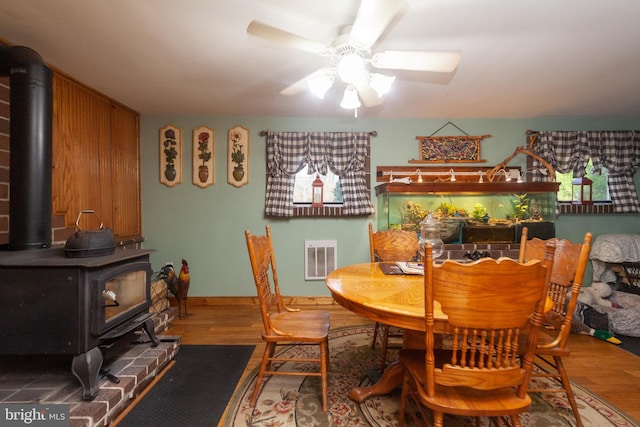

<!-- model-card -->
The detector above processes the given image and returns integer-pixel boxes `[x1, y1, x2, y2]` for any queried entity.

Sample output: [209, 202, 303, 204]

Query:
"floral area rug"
[223, 326, 639, 427]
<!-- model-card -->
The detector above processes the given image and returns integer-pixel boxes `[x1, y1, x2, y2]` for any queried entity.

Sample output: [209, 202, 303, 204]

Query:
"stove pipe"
[0, 45, 53, 250]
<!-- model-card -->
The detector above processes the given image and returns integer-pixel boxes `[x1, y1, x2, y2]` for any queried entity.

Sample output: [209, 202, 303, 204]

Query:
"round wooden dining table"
[325, 262, 444, 402]
[326, 261, 553, 402]
[325, 262, 446, 331]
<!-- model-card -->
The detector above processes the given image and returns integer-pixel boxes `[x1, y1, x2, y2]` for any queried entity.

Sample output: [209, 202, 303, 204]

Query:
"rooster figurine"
[164, 259, 191, 318]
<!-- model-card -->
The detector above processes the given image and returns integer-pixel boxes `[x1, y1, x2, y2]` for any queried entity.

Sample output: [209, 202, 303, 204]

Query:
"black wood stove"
[1, 46, 160, 400]
[0, 247, 160, 399]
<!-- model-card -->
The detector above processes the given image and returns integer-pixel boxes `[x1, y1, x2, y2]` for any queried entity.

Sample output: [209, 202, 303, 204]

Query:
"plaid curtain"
[531, 130, 640, 213]
[265, 131, 374, 217]
[588, 131, 640, 213]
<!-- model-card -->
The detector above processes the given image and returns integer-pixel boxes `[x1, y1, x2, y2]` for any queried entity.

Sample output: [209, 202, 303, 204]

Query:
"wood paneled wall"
[52, 74, 113, 231]
[52, 72, 141, 239]
[1, 67, 141, 246]
[110, 103, 141, 238]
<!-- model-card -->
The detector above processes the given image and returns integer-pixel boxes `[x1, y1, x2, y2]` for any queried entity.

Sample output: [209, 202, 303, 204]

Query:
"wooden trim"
[376, 165, 517, 183]
[173, 296, 338, 306]
[375, 181, 560, 196]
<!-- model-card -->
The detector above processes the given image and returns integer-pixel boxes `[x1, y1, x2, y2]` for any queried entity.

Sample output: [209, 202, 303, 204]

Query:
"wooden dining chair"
[518, 227, 593, 427]
[245, 226, 331, 412]
[398, 241, 556, 427]
[368, 222, 420, 370]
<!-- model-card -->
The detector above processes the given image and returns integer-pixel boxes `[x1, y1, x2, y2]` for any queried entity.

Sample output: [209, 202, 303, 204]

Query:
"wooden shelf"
[375, 182, 560, 196]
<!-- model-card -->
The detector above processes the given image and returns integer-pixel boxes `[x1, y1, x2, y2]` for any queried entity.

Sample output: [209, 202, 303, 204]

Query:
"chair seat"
[400, 349, 532, 417]
[267, 310, 330, 341]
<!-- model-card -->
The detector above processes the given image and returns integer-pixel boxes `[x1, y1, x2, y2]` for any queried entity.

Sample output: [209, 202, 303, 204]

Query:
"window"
[264, 131, 373, 217]
[556, 159, 610, 202]
[293, 165, 343, 204]
[531, 130, 640, 213]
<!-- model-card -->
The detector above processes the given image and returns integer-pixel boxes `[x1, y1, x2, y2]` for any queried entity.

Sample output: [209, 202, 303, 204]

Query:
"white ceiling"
[2, 0, 640, 119]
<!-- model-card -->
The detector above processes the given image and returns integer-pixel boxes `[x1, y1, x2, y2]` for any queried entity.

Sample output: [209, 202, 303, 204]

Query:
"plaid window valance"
[531, 130, 640, 213]
[265, 131, 374, 217]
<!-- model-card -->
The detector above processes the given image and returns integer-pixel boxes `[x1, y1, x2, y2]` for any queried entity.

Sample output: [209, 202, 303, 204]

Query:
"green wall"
[141, 116, 640, 297]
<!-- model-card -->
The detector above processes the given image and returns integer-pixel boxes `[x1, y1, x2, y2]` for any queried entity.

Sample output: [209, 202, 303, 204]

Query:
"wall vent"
[304, 240, 337, 280]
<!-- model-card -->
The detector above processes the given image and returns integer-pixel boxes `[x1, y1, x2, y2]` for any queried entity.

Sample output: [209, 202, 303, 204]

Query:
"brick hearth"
[0, 308, 179, 427]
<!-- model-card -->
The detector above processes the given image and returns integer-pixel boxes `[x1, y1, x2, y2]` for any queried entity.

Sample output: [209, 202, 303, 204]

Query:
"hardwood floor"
[165, 300, 640, 426]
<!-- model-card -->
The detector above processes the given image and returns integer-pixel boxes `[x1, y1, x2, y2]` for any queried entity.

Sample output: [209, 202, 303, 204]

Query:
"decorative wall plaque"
[227, 125, 249, 188]
[159, 124, 182, 187]
[410, 122, 490, 163]
[412, 135, 490, 163]
[192, 126, 215, 188]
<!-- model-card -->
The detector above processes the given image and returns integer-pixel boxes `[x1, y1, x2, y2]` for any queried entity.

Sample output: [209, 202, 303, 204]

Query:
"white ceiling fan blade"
[349, 0, 405, 47]
[371, 51, 461, 72]
[279, 67, 331, 96]
[247, 21, 329, 55]
[279, 77, 309, 96]
[355, 83, 383, 107]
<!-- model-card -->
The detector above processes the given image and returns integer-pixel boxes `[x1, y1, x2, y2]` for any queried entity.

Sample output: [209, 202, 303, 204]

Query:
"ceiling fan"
[247, 0, 461, 110]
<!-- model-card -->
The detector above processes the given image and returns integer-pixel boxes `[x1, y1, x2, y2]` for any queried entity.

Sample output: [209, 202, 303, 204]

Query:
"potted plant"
[197, 132, 212, 182]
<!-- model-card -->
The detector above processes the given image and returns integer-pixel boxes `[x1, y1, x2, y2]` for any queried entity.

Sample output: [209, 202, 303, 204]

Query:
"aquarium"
[375, 182, 558, 244]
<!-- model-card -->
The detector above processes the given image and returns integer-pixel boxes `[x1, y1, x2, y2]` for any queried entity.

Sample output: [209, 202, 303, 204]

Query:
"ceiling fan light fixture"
[249, 1, 463, 113]
[368, 73, 395, 97]
[340, 85, 361, 109]
[337, 53, 366, 84]
[307, 70, 335, 99]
